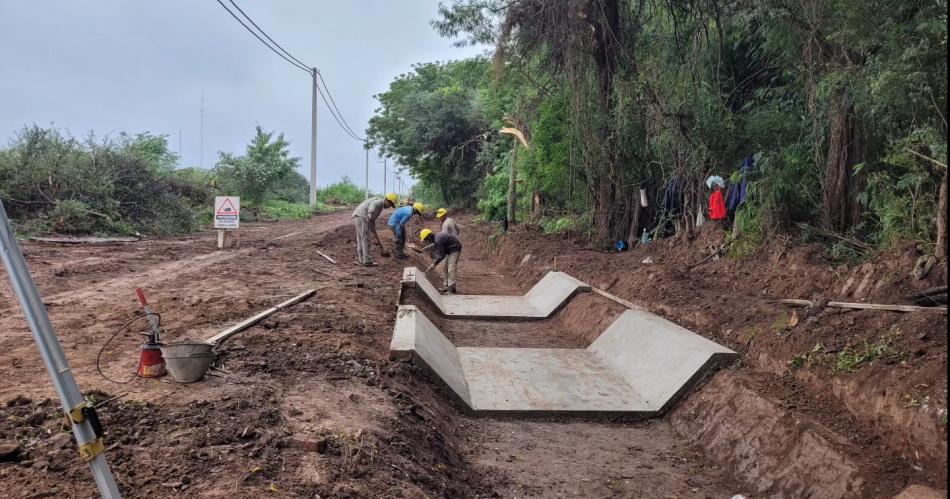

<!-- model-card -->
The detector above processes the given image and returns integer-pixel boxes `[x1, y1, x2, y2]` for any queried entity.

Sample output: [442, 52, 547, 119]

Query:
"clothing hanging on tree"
[709, 189, 727, 220]
[727, 156, 754, 211]
[663, 177, 684, 215]
[705, 175, 725, 189]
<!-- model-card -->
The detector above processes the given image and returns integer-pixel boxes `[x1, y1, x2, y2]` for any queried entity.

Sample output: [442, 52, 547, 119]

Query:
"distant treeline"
[0, 125, 367, 236]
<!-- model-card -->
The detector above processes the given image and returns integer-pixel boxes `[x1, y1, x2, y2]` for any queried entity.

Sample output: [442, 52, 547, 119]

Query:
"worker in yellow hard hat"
[436, 208, 459, 236]
[387, 202, 426, 260]
[421, 227, 462, 294]
[351, 193, 398, 267]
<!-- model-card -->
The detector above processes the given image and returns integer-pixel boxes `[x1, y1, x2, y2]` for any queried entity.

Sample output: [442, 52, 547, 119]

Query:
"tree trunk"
[593, 175, 614, 242]
[626, 189, 646, 244]
[507, 144, 518, 226]
[938, 170, 948, 261]
[532, 190, 543, 219]
[821, 87, 857, 232]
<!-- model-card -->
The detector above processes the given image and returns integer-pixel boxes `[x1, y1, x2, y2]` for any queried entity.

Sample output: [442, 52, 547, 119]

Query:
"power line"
[215, 0, 366, 143]
[316, 84, 362, 141]
[214, 0, 309, 74]
[317, 72, 364, 140]
[225, 0, 311, 70]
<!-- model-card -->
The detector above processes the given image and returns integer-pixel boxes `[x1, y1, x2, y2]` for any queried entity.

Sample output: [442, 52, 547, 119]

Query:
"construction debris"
[316, 250, 336, 264]
[779, 299, 947, 315]
[205, 289, 317, 346]
[908, 286, 949, 306]
[31, 236, 141, 244]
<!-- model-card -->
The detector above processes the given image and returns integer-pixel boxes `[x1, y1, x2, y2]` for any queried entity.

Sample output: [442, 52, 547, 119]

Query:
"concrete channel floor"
[390, 302, 737, 417]
[402, 267, 591, 319]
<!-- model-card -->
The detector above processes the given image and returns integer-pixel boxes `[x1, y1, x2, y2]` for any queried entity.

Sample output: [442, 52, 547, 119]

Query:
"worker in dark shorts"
[421, 228, 462, 294]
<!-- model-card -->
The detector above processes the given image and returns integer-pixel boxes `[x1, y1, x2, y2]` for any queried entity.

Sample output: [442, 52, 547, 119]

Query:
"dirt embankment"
[466, 217, 948, 497]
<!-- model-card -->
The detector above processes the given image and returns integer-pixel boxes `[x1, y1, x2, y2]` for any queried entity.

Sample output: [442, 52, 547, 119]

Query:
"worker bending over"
[421, 228, 462, 294]
[436, 208, 459, 236]
[388, 202, 426, 260]
[352, 193, 397, 267]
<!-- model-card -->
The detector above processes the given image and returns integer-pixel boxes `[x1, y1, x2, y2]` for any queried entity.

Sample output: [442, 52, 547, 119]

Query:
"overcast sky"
[0, 1, 485, 191]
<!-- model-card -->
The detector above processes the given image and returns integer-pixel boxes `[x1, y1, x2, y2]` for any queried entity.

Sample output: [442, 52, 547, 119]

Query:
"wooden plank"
[205, 289, 317, 345]
[316, 250, 336, 264]
[779, 299, 947, 315]
[592, 287, 645, 311]
[31, 236, 140, 244]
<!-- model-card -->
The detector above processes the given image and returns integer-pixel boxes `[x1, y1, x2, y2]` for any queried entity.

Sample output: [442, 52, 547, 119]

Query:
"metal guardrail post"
[0, 200, 122, 499]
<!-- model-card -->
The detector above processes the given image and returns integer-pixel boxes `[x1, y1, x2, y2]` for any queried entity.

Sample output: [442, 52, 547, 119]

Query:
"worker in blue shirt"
[388, 202, 426, 259]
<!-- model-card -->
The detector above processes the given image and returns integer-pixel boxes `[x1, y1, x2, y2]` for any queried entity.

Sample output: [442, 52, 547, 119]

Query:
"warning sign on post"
[214, 196, 240, 229]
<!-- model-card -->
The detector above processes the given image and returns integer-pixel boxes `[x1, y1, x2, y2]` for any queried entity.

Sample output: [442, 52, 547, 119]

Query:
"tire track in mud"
[0, 214, 350, 400]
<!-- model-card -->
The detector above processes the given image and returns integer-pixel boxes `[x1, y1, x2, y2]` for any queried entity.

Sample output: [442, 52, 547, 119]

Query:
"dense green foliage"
[1, 125, 371, 235]
[316, 176, 367, 205]
[367, 59, 497, 207]
[213, 126, 301, 208]
[0, 126, 210, 235]
[368, 0, 947, 251]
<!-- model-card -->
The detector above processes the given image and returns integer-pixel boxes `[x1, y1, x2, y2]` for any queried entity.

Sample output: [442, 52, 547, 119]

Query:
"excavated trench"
[391, 225, 937, 498]
[395, 250, 741, 496]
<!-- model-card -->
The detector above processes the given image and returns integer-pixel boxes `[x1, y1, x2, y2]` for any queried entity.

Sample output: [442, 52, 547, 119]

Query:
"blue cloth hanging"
[727, 156, 754, 211]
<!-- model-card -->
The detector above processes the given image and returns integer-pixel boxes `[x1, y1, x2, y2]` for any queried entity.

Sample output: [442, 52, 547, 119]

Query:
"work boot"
[446, 285, 457, 295]
[395, 254, 409, 261]
[363, 261, 378, 267]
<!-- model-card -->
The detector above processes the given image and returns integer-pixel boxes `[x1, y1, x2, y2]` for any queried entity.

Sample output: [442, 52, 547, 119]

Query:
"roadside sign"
[214, 196, 241, 229]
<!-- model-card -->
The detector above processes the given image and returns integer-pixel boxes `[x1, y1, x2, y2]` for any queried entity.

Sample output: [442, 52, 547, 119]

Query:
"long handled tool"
[374, 232, 391, 257]
[0, 200, 122, 498]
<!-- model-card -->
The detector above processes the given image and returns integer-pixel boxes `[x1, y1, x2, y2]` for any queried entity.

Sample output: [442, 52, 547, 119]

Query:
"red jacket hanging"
[709, 189, 727, 220]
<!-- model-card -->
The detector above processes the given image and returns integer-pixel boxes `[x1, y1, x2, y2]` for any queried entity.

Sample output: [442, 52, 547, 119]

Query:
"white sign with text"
[214, 196, 240, 229]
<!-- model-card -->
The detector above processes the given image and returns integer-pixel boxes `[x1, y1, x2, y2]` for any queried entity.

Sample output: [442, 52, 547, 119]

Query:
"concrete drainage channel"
[390, 267, 737, 417]
[392, 264, 946, 498]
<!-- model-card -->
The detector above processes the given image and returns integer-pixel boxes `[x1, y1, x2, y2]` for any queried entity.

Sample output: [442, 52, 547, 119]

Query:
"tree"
[214, 126, 300, 207]
[431, 0, 947, 251]
[367, 59, 493, 207]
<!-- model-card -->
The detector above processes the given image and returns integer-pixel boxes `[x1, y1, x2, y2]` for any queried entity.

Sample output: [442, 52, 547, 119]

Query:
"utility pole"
[200, 90, 205, 168]
[383, 158, 387, 196]
[309, 68, 319, 208]
[178, 129, 182, 168]
[364, 145, 370, 200]
[0, 200, 122, 499]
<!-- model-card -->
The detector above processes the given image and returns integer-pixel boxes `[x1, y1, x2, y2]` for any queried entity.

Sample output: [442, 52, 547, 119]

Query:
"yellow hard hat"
[436, 208, 448, 219]
[385, 193, 398, 204]
[413, 202, 426, 214]
[420, 228, 433, 241]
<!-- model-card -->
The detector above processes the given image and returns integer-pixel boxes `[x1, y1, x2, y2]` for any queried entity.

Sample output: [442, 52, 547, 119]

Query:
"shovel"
[374, 233, 391, 258]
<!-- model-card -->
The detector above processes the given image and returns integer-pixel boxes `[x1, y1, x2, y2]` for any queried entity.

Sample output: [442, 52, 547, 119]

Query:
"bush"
[317, 177, 365, 206]
[49, 200, 96, 234]
[261, 200, 316, 220]
[0, 126, 213, 236]
[538, 216, 579, 234]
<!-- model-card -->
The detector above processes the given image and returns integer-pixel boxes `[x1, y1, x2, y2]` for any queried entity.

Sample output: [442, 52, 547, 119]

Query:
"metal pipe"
[0, 200, 122, 498]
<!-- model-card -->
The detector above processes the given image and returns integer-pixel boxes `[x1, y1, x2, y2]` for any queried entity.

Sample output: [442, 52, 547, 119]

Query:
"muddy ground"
[0, 211, 946, 498]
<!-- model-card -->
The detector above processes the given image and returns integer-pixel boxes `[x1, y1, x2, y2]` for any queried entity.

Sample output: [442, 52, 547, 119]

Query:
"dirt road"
[0, 211, 943, 497]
